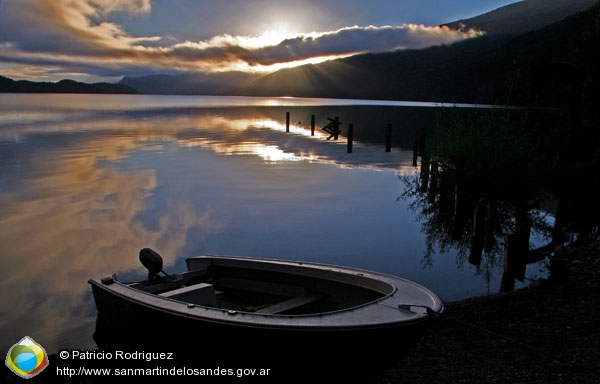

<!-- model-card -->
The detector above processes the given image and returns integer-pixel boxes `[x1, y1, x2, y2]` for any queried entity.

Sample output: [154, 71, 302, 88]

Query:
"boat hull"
[89, 255, 444, 374]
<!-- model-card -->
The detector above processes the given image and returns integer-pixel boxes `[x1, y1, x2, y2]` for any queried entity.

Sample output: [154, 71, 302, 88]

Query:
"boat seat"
[159, 283, 218, 307]
[255, 292, 323, 314]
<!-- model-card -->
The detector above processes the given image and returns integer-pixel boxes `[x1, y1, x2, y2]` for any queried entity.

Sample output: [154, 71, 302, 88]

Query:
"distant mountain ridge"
[0, 76, 139, 94]
[119, 71, 261, 96]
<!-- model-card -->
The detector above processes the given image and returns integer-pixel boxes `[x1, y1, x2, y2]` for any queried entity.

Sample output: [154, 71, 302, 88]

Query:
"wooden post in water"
[286, 112, 290, 132]
[418, 126, 426, 156]
[347, 124, 354, 153]
[333, 117, 340, 140]
[311, 114, 315, 136]
[502, 233, 526, 291]
[469, 198, 488, 266]
[484, 200, 497, 253]
[385, 123, 392, 152]
[420, 153, 430, 193]
[323, 117, 341, 140]
[412, 132, 419, 166]
[503, 199, 530, 289]
[451, 184, 466, 240]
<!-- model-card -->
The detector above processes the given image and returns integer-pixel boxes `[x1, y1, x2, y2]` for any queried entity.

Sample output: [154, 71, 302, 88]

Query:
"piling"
[333, 117, 340, 140]
[419, 154, 430, 193]
[503, 202, 530, 286]
[469, 198, 488, 266]
[311, 114, 315, 136]
[418, 126, 426, 156]
[286, 112, 290, 133]
[323, 117, 341, 140]
[347, 124, 354, 153]
[412, 138, 419, 166]
[503, 233, 527, 283]
[385, 124, 392, 152]
[484, 200, 497, 253]
[451, 184, 467, 240]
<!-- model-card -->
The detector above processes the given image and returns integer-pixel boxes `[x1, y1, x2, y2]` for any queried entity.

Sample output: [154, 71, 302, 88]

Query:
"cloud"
[237, 24, 484, 66]
[1, 0, 154, 53]
[0, 0, 483, 81]
[0, 113, 226, 352]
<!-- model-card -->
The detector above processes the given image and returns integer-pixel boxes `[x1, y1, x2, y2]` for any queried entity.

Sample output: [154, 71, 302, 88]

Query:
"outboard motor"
[139, 248, 170, 281]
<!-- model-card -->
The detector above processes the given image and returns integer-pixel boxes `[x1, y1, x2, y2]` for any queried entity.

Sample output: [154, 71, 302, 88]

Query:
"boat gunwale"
[88, 255, 444, 329]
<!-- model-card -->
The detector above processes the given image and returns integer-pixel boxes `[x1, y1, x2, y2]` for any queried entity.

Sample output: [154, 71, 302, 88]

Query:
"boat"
[89, 248, 444, 373]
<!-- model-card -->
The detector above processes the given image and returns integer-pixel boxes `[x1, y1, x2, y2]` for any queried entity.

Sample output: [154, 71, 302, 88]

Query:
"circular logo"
[5, 336, 49, 379]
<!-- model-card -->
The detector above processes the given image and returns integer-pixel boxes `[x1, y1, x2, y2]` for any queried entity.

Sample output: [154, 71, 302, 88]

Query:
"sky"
[0, 0, 520, 83]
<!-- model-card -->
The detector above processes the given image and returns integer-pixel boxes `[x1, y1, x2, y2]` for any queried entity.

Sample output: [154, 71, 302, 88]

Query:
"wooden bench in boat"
[159, 283, 218, 307]
[255, 292, 323, 314]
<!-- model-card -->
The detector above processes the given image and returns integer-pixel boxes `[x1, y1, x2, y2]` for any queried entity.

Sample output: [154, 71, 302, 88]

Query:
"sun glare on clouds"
[236, 29, 298, 49]
[0, 0, 484, 81]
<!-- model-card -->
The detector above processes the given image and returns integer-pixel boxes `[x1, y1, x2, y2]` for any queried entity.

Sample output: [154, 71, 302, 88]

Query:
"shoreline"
[371, 240, 600, 383]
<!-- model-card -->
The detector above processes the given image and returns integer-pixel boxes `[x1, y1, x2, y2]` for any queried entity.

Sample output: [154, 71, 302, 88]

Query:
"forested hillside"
[236, 1, 600, 106]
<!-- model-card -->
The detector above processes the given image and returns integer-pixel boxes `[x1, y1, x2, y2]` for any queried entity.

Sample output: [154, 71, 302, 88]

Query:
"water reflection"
[402, 104, 600, 293]
[0, 133, 225, 353]
[0, 94, 425, 353]
[0, 94, 563, 354]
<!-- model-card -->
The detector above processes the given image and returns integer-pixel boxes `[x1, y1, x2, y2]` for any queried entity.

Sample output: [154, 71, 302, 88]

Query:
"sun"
[239, 29, 297, 49]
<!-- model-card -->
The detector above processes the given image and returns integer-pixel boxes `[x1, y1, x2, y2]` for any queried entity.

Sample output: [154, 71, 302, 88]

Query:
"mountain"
[445, 0, 598, 36]
[119, 71, 261, 95]
[0, 76, 139, 94]
[3, 0, 596, 100]
[235, 0, 600, 105]
[118, 0, 598, 102]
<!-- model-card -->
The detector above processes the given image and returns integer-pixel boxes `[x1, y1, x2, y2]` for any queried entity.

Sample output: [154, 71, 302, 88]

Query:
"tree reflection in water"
[400, 103, 599, 293]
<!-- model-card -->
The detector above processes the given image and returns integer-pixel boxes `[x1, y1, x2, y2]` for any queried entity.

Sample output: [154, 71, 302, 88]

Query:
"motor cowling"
[139, 248, 163, 279]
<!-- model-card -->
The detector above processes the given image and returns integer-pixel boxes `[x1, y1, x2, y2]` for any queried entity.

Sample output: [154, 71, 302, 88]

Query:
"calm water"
[0, 94, 546, 353]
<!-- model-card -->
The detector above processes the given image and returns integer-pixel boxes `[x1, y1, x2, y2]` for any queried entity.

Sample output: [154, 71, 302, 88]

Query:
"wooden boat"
[89, 248, 444, 372]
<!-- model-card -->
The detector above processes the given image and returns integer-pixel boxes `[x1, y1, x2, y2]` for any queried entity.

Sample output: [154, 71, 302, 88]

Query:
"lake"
[0, 93, 546, 353]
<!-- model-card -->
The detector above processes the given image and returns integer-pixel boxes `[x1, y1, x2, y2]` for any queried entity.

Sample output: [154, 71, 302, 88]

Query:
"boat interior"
[126, 257, 392, 315]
